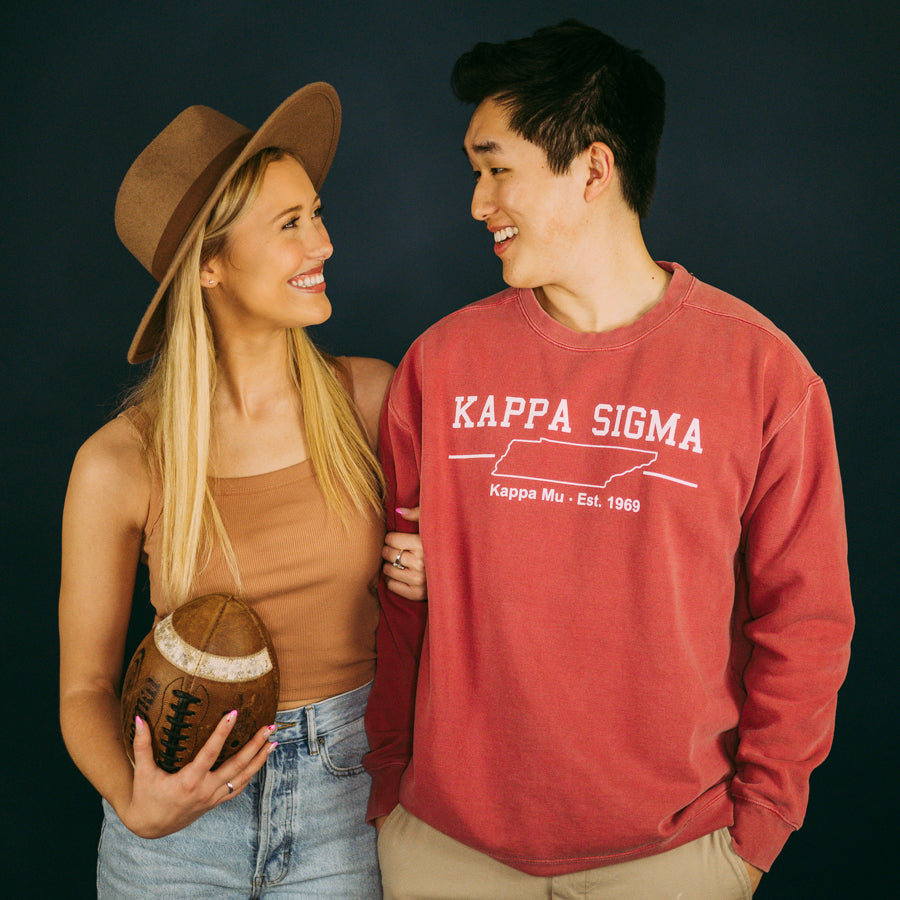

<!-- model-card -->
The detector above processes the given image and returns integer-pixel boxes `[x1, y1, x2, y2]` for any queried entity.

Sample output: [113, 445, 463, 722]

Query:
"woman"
[59, 83, 425, 898]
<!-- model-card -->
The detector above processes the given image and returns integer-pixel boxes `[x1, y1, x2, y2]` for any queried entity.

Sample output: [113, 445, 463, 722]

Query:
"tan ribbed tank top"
[122, 399, 384, 707]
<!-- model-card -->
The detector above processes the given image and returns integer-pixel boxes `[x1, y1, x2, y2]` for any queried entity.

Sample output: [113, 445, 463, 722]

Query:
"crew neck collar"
[516, 261, 690, 351]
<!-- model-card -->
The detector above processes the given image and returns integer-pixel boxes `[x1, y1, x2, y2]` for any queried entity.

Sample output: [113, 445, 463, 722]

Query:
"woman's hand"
[119, 710, 277, 839]
[382, 507, 426, 601]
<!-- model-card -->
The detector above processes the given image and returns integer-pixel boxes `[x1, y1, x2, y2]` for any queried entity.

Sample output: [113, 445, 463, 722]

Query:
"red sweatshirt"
[364, 262, 853, 874]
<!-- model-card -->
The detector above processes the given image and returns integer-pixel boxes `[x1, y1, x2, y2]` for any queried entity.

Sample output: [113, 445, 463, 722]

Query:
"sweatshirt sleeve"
[363, 352, 428, 823]
[729, 378, 853, 870]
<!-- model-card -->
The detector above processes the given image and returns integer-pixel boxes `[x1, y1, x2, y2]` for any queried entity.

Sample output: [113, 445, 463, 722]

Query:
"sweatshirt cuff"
[728, 797, 797, 872]
[365, 763, 406, 824]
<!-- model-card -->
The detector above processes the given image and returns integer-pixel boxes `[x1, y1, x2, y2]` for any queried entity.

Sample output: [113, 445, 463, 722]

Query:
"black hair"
[451, 20, 665, 218]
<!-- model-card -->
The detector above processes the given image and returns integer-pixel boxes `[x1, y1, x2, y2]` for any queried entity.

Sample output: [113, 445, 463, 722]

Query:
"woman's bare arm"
[59, 417, 275, 838]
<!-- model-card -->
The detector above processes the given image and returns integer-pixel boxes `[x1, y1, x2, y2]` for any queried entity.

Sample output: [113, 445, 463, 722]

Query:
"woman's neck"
[214, 330, 294, 417]
[210, 330, 309, 476]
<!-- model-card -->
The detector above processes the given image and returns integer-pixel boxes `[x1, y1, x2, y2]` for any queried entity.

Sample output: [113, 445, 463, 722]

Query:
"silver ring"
[226, 781, 234, 794]
[392, 549, 407, 570]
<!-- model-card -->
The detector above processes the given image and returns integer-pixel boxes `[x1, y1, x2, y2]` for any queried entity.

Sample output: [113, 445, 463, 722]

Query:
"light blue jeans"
[98, 681, 380, 898]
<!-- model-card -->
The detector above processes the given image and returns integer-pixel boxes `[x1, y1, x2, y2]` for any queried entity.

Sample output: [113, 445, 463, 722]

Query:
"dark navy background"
[3, 1, 896, 895]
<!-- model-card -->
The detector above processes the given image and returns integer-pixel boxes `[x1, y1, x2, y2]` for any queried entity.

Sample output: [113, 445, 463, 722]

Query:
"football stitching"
[158, 687, 203, 772]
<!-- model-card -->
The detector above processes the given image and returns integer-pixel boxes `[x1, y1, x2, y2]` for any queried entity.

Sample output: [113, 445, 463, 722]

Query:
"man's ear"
[584, 141, 615, 201]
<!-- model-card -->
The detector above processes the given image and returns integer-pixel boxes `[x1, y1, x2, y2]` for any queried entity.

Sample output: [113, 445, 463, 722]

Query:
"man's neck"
[535, 217, 671, 334]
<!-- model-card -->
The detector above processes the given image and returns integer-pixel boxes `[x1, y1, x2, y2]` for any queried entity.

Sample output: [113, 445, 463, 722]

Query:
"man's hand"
[374, 808, 397, 833]
[744, 860, 764, 893]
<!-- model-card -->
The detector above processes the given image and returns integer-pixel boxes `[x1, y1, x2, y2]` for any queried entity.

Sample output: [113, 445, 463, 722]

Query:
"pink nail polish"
[267, 741, 279, 753]
[134, 715, 143, 730]
[227, 709, 238, 721]
[395, 507, 409, 516]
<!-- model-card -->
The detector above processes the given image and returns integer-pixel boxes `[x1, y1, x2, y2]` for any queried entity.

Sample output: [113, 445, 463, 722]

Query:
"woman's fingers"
[209, 722, 278, 798]
[395, 506, 420, 522]
[383, 507, 427, 600]
[382, 533, 424, 570]
[187, 713, 276, 790]
[383, 537, 426, 601]
[185, 709, 241, 773]
[384, 574, 427, 600]
[131, 715, 156, 774]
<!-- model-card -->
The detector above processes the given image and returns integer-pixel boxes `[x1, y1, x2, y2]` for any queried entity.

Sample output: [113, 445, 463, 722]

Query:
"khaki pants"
[378, 805, 753, 899]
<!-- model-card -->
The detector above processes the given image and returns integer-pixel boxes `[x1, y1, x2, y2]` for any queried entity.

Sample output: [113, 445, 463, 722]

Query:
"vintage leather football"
[121, 593, 279, 772]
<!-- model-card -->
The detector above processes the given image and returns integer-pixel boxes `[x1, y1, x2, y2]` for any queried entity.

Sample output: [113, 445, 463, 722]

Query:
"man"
[365, 21, 853, 898]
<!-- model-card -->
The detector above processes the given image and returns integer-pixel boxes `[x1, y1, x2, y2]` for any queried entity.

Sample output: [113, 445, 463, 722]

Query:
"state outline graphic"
[491, 438, 659, 490]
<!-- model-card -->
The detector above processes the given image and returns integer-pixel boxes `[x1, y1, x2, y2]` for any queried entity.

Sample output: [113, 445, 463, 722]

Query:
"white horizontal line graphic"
[642, 471, 698, 488]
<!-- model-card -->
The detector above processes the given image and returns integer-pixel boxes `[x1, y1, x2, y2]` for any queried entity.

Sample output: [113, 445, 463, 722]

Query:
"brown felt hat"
[115, 82, 341, 363]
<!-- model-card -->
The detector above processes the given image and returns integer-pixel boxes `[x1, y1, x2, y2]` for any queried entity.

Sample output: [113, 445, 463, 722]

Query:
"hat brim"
[127, 82, 341, 364]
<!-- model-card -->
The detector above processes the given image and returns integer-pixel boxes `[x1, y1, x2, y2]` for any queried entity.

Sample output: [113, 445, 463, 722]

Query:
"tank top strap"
[118, 404, 150, 438]
[333, 355, 355, 401]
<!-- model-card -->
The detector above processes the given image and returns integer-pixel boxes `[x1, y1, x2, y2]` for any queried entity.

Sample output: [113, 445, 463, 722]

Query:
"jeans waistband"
[272, 680, 371, 747]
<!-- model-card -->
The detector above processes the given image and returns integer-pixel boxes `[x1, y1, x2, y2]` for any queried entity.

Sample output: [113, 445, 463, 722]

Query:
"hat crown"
[115, 106, 251, 279]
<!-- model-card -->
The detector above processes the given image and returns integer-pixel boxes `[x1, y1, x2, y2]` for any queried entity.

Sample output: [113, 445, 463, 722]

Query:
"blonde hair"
[126, 148, 384, 608]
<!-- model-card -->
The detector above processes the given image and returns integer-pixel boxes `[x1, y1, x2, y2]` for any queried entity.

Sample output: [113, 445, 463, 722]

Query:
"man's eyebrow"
[462, 140, 502, 157]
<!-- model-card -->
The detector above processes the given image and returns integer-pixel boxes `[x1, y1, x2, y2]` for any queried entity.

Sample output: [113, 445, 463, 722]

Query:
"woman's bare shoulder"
[343, 357, 395, 442]
[67, 414, 151, 525]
